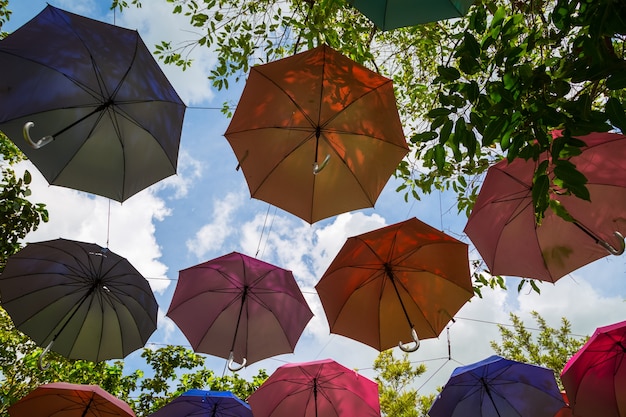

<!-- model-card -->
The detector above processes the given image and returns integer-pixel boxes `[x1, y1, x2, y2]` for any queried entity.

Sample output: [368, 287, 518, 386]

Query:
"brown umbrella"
[224, 44, 408, 223]
[8, 382, 135, 417]
[315, 218, 473, 352]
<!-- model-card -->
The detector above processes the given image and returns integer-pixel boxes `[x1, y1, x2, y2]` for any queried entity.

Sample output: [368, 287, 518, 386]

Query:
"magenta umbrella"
[464, 131, 626, 282]
[166, 252, 313, 371]
[561, 320, 626, 417]
[248, 359, 380, 417]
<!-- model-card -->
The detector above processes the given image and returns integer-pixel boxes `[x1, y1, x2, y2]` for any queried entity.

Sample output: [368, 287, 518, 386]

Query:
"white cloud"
[115, 2, 216, 105]
[185, 191, 246, 258]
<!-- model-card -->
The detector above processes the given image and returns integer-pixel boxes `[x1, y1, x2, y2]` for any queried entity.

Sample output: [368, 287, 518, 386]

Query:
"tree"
[0, 306, 268, 417]
[490, 311, 587, 389]
[373, 350, 435, 417]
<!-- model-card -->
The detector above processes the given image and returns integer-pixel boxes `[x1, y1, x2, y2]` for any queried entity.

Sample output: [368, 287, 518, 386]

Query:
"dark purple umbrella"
[149, 390, 251, 417]
[167, 252, 313, 371]
[429, 355, 565, 417]
[0, 5, 185, 202]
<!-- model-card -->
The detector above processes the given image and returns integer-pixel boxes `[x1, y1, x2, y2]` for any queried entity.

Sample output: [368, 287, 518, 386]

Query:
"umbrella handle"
[599, 231, 626, 255]
[399, 328, 420, 352]
[227, 351, 246, 372]
[23, 122, 54, 149]
[313, 154, 331, 174]
[38, 340, 54, 370]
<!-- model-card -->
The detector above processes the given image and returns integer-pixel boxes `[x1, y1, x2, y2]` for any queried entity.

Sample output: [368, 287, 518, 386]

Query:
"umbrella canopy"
[149, 390, 252, 417]
[0, 5, 185, 202]
[561, 320, 626, 417]
[0, 238, 158, 363]
[315, 217, 473, 352]
[8, 382, 135, 417]
[224, 44, 408, 224]
[428, 355, 565, 417]
[348, 0, 475, 31]
[248, 358, 380, 417]
[167, 252, 313, 371]
[464, 131, 626, 282]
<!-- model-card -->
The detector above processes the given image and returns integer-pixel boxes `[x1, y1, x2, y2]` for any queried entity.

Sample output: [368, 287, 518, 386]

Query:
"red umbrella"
[561, 320, 626, 417]
[464, 131, 626, 282]
[167, 252, 313, 371]
[224, 44, 408, 223]
[248, 358, 380, 417]
[9, 382, 135, 417]
[315, 217, 473, 352]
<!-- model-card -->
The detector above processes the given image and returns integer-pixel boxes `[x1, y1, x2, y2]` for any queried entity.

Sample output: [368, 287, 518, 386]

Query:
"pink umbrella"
[167, 252, 313, 371]
[464, 131, 626, 282]
[561, 320, 626, 417]
[248, 359, 380, 417]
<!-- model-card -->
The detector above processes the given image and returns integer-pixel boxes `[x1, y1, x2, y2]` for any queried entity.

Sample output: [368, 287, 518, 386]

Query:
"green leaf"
[433, 144, 446, 171]
[410, 131, 438, 143]
[427, 108, 453, 118]
[437, 66, 461, 82]
[606, 97, 626, 132]
[607, 72, 626, 90]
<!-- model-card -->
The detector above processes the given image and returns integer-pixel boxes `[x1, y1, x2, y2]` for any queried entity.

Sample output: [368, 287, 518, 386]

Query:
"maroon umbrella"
[167, 252, 313, 371]
[464, 131, 626, 282]
[248, 358, 380, 417]
[561, 320, 626, 417]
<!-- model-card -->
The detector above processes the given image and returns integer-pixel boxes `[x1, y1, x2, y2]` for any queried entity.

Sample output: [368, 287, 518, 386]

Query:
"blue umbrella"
[429, 355, 565, 417]
[149, 390, 252, 417]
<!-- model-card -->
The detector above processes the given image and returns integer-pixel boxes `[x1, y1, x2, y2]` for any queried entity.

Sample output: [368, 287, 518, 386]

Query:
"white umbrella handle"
[399, 328, 420, 352]
[38, 340, 54, 370]
[313, 154, 331, 174]
[23, 122, 54, 149]
[227, 351, 246, 372]
[599, 231, 626, 255]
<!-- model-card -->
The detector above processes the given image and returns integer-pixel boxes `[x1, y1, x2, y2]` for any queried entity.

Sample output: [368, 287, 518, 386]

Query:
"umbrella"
[428, 355, 565, 417]
[347, 0, 475, 31]
[464, 131, 626, 283]
[0, 238, 158, 364]
[555, 392, 574, 417]
[149, 389, 252, 417]
[315, 217, 473, 352]
[8, 382, 135, 417]
[561, 320, 626, 417]
[0, 5, 185, 202]
[248, 358, 380, 417]
[167, 251, 313, 371]
[224, 44, 408, 224]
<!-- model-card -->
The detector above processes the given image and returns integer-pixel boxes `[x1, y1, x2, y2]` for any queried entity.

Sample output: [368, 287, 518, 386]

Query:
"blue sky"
[4, 0, 626, 395]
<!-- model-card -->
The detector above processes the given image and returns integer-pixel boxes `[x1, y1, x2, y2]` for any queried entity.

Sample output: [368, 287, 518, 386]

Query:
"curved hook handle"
[599, 231, 626, 255]
[38, 340, 53, 371]
[227, 351, 246, 372]
[23, 122, 54, 149]
[313, 154, 331, 174]
[398, 328, 420, 352]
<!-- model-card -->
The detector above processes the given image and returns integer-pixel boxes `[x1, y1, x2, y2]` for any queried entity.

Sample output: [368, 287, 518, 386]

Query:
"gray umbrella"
[0, 5, 185, 202]
[0, 238, 158, 364]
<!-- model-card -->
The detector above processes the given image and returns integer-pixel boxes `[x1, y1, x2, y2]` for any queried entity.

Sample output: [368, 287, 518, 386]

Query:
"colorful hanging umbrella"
[561, 320, 626, 417]
[464, 131, 626, 282]
[0, 5, 185, 202]
[8, 382, 135, 417]
[348, 0, 475, 30]
[167, 252, 313, 371]
[315, 217, 473, 352]
[428, 355, 565, 417]
[148, 390, 252, 417]
[0, 238, 158, 364]
[224, 44, 408, 224]
[248, 359, 380, 417]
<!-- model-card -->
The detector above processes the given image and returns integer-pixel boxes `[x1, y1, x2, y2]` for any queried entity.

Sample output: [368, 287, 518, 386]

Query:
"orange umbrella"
[9, 382, 135, 417]
[224, 44, 408, 224]
[315, 218, 473, 352]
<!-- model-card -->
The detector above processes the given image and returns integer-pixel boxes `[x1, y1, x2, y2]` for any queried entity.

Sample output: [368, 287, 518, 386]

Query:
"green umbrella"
[348, 0, 475, 31]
